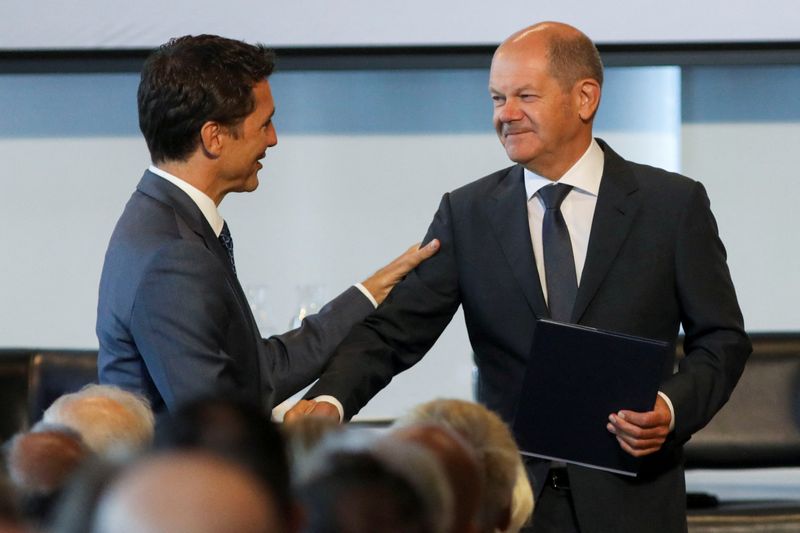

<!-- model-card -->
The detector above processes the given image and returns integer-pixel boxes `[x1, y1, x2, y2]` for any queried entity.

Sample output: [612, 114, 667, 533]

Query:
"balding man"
[5, 428, 91, 526]
[92, 452, 287, 533]
[288, 21, 750, 532]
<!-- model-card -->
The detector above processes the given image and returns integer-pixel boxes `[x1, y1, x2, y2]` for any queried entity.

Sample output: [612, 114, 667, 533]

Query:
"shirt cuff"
[657, 391, 676, 432]
[355, 283, 378, 308]
[312, 395, 344, 422]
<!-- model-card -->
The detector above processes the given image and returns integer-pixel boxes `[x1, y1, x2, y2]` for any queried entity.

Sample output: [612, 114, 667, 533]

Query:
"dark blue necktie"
[528, 183, 579, 498]
[539, 184, 577, 322]
[218, 221, 236, 274]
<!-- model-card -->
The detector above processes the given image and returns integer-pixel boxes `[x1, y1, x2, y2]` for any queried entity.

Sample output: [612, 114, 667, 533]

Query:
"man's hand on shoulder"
[283, 399, 341, 424]
[361, 239, 440, 305]
[607, 394, 672, 457]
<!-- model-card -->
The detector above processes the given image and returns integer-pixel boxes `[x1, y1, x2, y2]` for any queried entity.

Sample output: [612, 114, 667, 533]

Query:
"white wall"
[3, 0, 800, 48]
[681, 65, 800, 331]
[682, 122, 800, 331]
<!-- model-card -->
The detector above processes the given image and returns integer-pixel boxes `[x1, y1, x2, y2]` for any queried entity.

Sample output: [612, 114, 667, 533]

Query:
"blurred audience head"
[281, 415, 343, 470]
[40, 384, 154, 458]
[91, 451, 285, 533]
[154, 395, 294, 528]
[370, 438, 453, 533]
[389, 423, 482, 533]
[297, 442, 449, 533]
[4, 426, 92, 526]
[0, 472, 22, 531]
[397, 399, 532, 532]
[48, 458, 122, 533]
[508, 462, 534, 533]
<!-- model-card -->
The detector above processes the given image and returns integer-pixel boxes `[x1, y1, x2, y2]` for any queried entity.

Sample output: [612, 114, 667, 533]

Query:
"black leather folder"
[512, 319, 669, 476]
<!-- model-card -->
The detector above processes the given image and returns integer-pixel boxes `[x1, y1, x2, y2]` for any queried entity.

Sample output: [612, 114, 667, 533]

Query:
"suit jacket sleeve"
[306, 193, 462, 419]
[264, 284, 374, 406]
[659, 181, 751, 442]
[128, 240, 373, 412]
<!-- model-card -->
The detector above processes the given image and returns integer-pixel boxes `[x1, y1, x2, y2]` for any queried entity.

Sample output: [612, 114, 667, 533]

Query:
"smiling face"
[216, 80, 278, 198]
[489, 29, 596, 179]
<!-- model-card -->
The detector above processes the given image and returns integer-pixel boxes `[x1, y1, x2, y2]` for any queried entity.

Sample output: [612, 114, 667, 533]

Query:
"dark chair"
[682, 333, 800, 532]
[27, 350, 98, 426]
[683, 333, 800, 469]
[0, 349, 34, 440]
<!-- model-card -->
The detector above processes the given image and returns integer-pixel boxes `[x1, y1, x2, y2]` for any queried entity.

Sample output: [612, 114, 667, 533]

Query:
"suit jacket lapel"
[137, 171, 235, 274]
[572, 141, 641, 323]
[136, 171, 259, 330]
[486, 165, 549, 319]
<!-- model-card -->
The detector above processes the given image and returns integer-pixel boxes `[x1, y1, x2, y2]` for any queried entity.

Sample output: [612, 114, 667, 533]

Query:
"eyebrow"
[490, 84, 538, 93]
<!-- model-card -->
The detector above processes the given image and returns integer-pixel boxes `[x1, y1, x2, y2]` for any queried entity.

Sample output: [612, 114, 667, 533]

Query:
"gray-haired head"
[40, 385, 154, 459]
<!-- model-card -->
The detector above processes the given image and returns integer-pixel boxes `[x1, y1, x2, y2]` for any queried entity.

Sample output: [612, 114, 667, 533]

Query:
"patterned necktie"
[539, 183, 577, 322]
[218, 221, 236, 275]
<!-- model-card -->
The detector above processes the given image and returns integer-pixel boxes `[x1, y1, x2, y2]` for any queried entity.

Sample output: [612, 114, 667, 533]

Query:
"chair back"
[683, 333, 800, 469]
[28, 350, 98, 425]
[0, 349, 34, 439]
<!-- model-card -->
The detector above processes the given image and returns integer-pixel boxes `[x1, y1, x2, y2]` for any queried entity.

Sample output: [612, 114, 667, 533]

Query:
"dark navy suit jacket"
[307, 141, 751, 533]
[97, 171, 373, 416]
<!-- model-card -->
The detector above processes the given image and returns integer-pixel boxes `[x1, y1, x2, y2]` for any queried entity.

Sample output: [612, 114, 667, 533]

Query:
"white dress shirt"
[524, 139, 604, 302]
[149, 165, 224, 236]
[522, 141, 675, 429]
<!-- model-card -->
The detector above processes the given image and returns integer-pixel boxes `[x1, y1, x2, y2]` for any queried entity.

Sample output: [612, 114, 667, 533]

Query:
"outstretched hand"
[607, 394, 672, 457]
[361, 239, 440, 305]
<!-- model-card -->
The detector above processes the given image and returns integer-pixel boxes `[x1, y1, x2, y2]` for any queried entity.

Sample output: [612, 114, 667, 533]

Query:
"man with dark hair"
[97, 35, 438, 418]
[297, 449, 441, 533]
[288, 22, 750, 533]
[137, 35, 277, 165]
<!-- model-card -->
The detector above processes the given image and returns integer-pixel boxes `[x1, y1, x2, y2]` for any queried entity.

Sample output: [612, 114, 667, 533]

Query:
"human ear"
[199, 121, 223, 158]
[577, 79, 601, 122]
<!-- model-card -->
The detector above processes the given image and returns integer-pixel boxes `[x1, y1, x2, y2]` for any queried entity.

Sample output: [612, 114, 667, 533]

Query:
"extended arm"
[291, 194, 463, 420]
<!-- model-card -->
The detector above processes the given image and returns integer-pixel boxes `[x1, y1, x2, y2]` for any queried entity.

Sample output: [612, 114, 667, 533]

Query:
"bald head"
[496, 22, 603, 91]
[390, 424, 482, 533]
[92, 452, 285, 533]
[6, 429, 90, 494]
[489, 21, 602, 178]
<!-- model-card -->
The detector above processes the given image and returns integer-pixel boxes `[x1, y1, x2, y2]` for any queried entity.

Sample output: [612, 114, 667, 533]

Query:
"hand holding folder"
[512, 319, 670, 476]
[607, 392, 672, 457]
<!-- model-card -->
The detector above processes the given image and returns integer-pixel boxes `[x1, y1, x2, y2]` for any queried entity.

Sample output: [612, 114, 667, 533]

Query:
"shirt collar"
[148, 165, 225, 237]
[524, 138, 604, 200]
